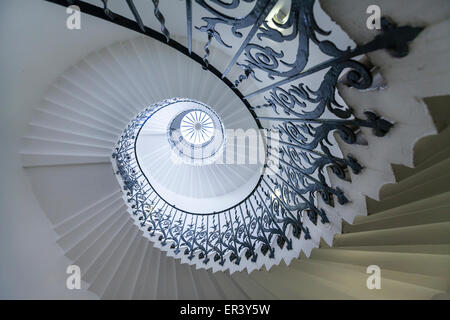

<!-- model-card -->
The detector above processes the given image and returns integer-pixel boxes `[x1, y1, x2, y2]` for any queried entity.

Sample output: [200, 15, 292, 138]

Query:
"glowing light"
[273, 9, 288, 25]
[180, 110, 215, 145]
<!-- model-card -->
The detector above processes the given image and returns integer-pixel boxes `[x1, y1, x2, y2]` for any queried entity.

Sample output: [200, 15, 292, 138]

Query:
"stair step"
[250, 266, 355, 299]
[211, 271, 249, 300]
[56, 76, 130, 127]
[103, 235, 146, 299]
[344, 201, 450, 233]
[82, 219, 134, 283]
[190, 269, 224, 300]
[26, 123, 115, 148]
[22, 153, 110, 167]
[88, 227, 140, 296]
[92, 48, 146, 110]
[22, 136, 112, 155]
[57, 199, 124, 250]
[329, 244, 450, 255]
[76, 58, 141, 115]
[110, 42, 155, 105]
[54, 189, 121, 235]
[335, 221, 450, 247]
[383, 157, 450, 198]
[30, 110, 117, 142]
[61, 66, 134, 120]
[395, 146, 450, 181]
[65, 206, 126, 261]
[137, 246, 162, 299]
[156, 254, 178, 299]
[310, 248, 450, 279]
[355, 191, 450, 221]
[368, 159, 450, 213]
[120, 239, 150, 300]
[174, 262, 199, 300]
[139, 247, 164, 299]
[393, 130, 450, 181]
[230, 272, 278, 300]
[128, 38, 168, 101]
[42, 97, 123, 133]
[68, 208, 127, 263]
[130, 243, 153, 300]
[291, 259, 446, 298]
[105, 45, 149, 107]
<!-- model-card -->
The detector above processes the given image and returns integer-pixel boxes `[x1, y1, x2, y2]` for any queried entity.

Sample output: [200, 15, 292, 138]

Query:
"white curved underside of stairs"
[134, 94, 264, 213]
[21, 34, 335, 274]
[7, 0, 449, 299]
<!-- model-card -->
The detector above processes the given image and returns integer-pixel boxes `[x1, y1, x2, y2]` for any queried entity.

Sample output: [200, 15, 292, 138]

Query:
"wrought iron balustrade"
[47, 0, 423, 269]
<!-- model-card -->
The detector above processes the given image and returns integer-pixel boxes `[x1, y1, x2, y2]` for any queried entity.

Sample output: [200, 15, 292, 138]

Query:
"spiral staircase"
[1, 0, 449, 299]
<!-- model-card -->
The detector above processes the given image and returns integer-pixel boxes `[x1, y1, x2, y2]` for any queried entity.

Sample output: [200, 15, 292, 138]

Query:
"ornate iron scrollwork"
[47, 0, 422, 270]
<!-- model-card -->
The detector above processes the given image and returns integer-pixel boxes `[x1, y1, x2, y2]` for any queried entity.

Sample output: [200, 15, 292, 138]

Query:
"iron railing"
[48, 0, 423, 269]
